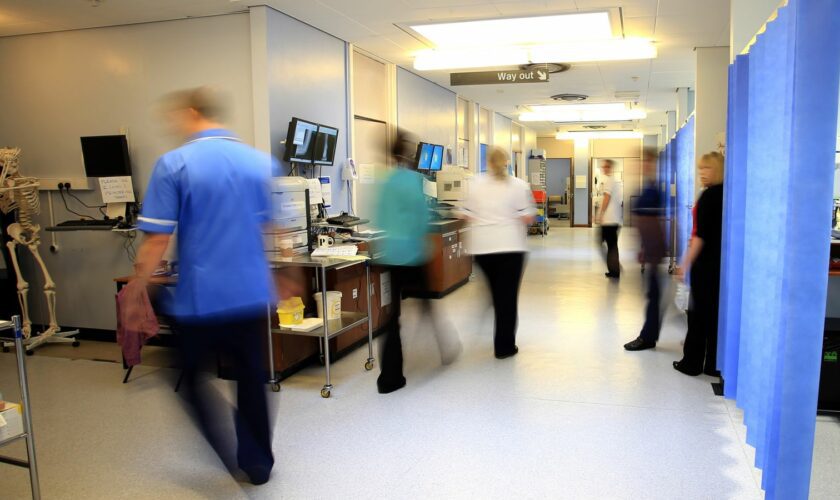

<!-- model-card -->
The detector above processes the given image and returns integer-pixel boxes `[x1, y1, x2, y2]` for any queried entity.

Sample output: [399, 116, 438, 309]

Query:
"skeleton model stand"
[0, 147, 78, 353]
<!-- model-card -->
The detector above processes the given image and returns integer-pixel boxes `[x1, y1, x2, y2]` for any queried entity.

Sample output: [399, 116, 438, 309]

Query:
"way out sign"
[450, 69, 549, 86]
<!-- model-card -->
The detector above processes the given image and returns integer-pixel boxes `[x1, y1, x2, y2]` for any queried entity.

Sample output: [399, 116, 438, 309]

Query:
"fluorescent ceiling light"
[556, 131, 643, 140]
[413, 38, 656, 71]
[411, 12, 613, 49]
[519, 104, 646, 123]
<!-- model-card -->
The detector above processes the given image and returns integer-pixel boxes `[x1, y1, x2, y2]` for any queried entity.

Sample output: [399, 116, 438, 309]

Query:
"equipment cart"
[0, 316, 41, 500]
[530, 189, 549, 236]
[268, 255, 375, 398]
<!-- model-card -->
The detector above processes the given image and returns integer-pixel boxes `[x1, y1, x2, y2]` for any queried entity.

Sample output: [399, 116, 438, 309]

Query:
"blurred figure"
[596, 159, 623, 278]
[624, 147, 667, 351]
[673, 152, 725, 376]
[132, 87, 279, 484]
[373, 129, 461, 394]
[463, 147, 535, 359]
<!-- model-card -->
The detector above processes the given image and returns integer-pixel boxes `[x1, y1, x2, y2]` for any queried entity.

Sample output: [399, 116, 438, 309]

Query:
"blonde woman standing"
[463, 147, 536, 359]
[674, 152, 725, 376]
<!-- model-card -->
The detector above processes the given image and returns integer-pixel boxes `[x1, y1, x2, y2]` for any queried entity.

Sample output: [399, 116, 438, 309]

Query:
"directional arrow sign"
[450, 69, 550, 86]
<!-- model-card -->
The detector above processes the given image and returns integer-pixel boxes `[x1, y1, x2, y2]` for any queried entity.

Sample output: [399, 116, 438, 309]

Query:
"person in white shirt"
[463, 147, 536, 359]
[597, 159, 623, 278]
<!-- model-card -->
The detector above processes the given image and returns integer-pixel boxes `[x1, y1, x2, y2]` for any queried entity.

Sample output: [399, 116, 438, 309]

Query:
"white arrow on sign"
[537, 70, 547, 81]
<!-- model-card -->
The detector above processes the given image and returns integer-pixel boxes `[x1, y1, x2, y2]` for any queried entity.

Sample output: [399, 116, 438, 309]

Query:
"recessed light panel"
[411, 12, 613, 49]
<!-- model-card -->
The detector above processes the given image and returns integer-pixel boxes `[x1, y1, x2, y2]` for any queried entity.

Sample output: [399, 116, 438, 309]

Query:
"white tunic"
[463, 175, 536, 255]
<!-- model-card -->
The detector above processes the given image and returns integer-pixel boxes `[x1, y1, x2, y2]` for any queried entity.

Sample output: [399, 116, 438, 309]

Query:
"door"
[353, 118, 388, 221]
[546, 158, 571, 223]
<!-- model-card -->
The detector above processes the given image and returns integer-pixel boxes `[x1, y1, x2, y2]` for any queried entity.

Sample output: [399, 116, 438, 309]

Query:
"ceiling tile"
[623, 16, 655, 37]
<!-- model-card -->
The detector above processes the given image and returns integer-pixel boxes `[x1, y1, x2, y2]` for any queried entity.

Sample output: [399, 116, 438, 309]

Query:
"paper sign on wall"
[359, 164, 375, 184]
[575, 175, 588, 189]
[99, 176, 135, 203]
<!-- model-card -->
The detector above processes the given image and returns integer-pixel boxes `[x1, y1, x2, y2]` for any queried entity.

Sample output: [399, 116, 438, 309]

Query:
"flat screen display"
[416, 143, 434, 170]
[313, 125, 339, 165]
[430, 145, 444, 171]
[284, 118, 318, 163]
[80, 135, 131, 177]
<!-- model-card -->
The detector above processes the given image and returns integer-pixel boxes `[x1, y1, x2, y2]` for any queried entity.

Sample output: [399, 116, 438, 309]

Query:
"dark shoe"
[704, 368, 721, 377]
[624, 337, 656, 351]
[673, 360, 702, 376]
[377, 375, 406, 394]
[605, 272, 620, 279]
[495, 346, 519, 359]
[242, 465, 272, 485]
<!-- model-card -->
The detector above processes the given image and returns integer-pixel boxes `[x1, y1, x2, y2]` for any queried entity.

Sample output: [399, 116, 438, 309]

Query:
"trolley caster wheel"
[25, 349, 34, 356]
[365, 360, 374, 371]
[318, 355, 325, 366]
[320, 388, 331, 398]
[72, 340, 80, 347]
[271, 382, 281, 393]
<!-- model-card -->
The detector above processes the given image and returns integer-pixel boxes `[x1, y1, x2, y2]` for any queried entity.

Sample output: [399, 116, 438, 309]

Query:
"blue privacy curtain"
[717, 1, 840, 498]
[673, 115, 695, 261]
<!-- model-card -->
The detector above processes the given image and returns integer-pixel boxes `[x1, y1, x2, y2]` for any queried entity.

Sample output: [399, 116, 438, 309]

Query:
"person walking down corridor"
[132, 87, 279, 485]
[463, 147, 536, 359]
[625, 148, 667, 351]
[373, 130, 462, 394]
[597, 159, 623, 279]
[673, 152, 725, 376]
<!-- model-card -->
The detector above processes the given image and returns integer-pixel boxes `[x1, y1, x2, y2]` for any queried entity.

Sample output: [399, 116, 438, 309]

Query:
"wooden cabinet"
[412, 220, 472, 298]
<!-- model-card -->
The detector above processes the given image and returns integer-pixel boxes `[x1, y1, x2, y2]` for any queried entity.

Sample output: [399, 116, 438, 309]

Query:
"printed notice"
[99, 176, 135, 203]
[359, 164, 375, 184]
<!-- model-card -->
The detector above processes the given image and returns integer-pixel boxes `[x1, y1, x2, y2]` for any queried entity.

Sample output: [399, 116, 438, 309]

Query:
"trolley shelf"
[272, 312, 369, 339]
[0, 432, 28, 448]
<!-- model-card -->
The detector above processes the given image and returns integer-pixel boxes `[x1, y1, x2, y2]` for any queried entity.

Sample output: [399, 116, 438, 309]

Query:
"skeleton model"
[0, 147, 76, 351]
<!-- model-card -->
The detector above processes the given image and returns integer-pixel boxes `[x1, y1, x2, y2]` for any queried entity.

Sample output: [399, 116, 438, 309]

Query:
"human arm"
[675, 236, 704, 280]
[597, 192, 611, 225]
[134, 233, 171, 283]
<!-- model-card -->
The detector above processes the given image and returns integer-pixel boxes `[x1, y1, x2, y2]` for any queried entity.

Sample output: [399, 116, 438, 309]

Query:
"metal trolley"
[267, 255, 375, 398]
[0, 316, 41, 500]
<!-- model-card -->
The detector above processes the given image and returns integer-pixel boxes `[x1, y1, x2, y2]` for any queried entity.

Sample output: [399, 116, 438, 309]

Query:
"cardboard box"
[0, 403, 24, 441]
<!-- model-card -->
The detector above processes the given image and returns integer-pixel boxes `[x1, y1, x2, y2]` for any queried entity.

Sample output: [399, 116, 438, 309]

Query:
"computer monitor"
[80, 135, 131, 177]
[430, 145, 444, 171]
[313, 125, 339, 166]
[416, 143, 434, 170]
[284, 118, 319, 163]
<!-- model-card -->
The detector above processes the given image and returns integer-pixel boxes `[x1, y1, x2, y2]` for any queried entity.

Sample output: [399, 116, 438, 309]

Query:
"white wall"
[258, 7, 350, 214]
[396, 68, 457, 153]
[493, 113, 513, 160]
[731, 0, 782, 60]
[0, 14, 253, 330]
[695, 46, 729, 195]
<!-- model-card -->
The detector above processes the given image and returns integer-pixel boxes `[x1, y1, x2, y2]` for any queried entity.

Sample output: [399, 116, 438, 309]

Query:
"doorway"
[546, 158, 571, 227]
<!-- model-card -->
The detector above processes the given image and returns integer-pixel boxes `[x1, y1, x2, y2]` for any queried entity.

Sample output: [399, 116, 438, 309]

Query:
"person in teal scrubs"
[373, 130, 460, 393]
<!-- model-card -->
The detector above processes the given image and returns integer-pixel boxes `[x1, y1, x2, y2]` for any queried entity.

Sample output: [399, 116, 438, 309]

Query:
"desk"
[269, 255, 374, 398]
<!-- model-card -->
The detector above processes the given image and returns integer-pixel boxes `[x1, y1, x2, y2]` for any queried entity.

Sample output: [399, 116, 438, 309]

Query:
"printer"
[264, 177, 311, 256]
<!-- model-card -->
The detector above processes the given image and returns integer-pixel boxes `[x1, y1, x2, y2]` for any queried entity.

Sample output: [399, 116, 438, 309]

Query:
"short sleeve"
[256, 156, 278, 225]
[137, 157, 180, 234]
[519, 180, 537, 217]
[602, 177, 613, 195]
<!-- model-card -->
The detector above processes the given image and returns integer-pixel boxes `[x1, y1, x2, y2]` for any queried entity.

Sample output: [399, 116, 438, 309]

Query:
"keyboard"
[57, 219, 120, 227]
[311, 245, 358, 257]
[326, 213, 361, 226]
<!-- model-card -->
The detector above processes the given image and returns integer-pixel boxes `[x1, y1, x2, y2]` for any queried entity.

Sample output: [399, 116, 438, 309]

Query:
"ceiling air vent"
[520, 63, 571, 74]
[551, 93, 588, 102]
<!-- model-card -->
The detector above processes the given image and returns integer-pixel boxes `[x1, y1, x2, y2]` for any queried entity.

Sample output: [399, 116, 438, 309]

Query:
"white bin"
[313, 291, 343, 320]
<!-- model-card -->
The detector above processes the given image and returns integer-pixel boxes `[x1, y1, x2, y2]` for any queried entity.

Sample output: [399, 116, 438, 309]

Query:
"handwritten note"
[99, 176, 135, 203]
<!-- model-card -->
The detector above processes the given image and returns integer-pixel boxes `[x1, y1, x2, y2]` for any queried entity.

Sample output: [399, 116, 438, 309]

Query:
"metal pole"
[13, 316, 40, 500]
[365, 262, 374, 365]
[320, 267, 332, 397]
[266, 303, 277, 390]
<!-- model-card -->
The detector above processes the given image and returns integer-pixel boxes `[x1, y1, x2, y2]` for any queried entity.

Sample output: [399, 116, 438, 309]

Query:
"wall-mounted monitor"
[313, 125, 339, 166]
[416, 143, 434, 170]
[430, 145, 444, 171]
[284, 118, 319, 163]
[80, 135, 132, 177]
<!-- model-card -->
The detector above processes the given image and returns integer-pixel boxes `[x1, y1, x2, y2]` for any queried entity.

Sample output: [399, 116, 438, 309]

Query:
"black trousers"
[601, 225, 620, 276]
[681, 275, 720, 374]
[378, 265, 431, 385]
[640, 266, 662, 343]
[475, 252, 526, 355]
[176, 314, 274, 477]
